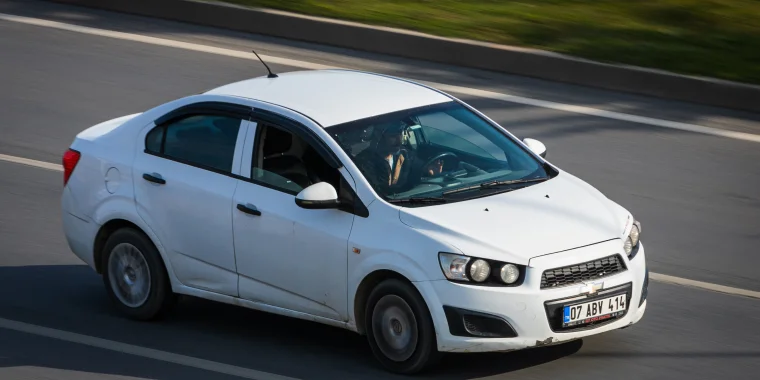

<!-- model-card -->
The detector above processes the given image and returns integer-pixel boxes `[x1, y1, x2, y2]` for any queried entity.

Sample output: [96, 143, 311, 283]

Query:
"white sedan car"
[61, 69, 647, 374]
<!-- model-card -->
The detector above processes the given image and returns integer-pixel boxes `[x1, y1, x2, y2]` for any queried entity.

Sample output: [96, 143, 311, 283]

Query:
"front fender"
[349, 250, 432, 290]
[347, 249, 435, 330]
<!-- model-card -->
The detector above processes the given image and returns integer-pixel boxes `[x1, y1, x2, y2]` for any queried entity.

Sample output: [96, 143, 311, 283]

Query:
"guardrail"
[46, 0, 760, 114]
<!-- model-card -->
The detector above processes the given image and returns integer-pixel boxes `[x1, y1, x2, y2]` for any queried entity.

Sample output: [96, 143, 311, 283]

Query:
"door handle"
[143, 173, 166, 184]
[237, 203, 261, 216]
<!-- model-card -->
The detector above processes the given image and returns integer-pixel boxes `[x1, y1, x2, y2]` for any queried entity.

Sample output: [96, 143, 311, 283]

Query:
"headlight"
[500, 263, 520, 284]
[630, 223, 640, 246]
[623, 236, 633, 256]
[438, 252, 469, 281]
[624, 219, 642, 259]
[469, 259, 491, 282]
[438, 252, 525, 286]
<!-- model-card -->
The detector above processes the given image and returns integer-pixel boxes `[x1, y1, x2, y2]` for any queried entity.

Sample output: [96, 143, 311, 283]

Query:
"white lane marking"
[2, 151, 760, 301]
[650, 272, 760, 300]
[1, 12, 759, 144]
[425, 83, 760, 143]
[0, 317, 300, 380]
[0, 13, 333, 70]
[0, 153, 62, 171]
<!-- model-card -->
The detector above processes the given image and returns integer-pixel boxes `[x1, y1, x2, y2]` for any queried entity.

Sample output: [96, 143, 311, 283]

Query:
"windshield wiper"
[442, 176, 549, 196]
[480, 177, 549, 189]
[386, 196, 448, 204]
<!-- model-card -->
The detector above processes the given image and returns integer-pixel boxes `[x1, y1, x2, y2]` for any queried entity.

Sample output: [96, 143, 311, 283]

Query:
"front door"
[133, 103, 251, 297]
[232, 118, 356, 321]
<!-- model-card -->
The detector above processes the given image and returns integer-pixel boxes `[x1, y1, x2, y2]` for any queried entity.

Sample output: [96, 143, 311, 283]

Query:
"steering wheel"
[422, 152, 459, 177]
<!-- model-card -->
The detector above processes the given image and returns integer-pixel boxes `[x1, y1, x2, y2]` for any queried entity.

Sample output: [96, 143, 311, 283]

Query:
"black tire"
[365, 278, 441, 374]
[101, 227, 177, 321]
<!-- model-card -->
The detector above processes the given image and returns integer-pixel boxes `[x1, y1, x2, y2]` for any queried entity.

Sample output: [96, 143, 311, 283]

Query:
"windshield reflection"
[328, 101, 553, 205]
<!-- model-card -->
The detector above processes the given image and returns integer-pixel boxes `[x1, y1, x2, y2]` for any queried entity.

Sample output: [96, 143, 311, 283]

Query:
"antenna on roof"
[251, 49, 278, 78]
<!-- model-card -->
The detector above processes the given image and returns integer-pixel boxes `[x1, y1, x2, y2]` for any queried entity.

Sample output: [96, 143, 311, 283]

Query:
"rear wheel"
[101, 228, 176, 320]
[365, 278, 440, 374]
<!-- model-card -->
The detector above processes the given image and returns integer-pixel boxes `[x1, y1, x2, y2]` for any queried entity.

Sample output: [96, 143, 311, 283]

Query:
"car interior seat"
[261, 126, 312, 189]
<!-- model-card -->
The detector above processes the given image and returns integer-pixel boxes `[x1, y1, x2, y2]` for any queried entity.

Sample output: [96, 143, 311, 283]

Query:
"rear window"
[146, 114, 242, 172]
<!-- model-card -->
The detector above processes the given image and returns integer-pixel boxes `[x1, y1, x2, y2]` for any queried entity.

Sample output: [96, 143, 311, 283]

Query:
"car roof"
[204, 69, 453, 127]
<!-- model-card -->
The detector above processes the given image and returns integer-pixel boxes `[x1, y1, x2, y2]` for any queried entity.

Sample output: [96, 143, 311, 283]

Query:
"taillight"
[63, 148, 81, 186]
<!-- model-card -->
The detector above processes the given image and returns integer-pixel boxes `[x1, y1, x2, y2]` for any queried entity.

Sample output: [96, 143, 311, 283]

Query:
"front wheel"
[101, 228, 177, 321]
[365, 279, 440, 374]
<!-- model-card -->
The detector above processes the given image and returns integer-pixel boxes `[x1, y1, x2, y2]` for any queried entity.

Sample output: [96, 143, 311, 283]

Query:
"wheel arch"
[93, 219, 143, 274]
[354, 269, 424, 335]
[92, 217, 174, 291]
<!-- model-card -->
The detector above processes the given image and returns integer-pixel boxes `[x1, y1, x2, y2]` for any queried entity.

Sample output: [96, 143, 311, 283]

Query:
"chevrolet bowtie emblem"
[580, 281, 604, 295]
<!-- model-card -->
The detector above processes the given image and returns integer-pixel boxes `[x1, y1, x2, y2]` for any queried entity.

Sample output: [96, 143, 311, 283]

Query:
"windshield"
[327, 101, 554, 205]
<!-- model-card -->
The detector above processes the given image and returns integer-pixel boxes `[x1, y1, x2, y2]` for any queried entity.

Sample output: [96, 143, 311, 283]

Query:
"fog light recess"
[443, 306, 517, 338]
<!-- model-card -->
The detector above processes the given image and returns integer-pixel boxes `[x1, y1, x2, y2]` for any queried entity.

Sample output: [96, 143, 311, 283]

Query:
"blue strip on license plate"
[562, 293, 627, 327]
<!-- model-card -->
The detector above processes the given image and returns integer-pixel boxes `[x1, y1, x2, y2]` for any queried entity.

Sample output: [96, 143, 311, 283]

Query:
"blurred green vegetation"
[220, 0, 760, 85]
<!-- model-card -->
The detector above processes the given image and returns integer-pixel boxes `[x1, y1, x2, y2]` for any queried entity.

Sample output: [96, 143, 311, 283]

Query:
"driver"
[354, 121, 444, 197]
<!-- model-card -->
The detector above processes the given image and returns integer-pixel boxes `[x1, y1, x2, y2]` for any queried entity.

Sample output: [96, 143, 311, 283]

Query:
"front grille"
[540, 254, 627, 289]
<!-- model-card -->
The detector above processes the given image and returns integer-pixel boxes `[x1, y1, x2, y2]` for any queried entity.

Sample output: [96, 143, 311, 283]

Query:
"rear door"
[132, 101, 252, 297]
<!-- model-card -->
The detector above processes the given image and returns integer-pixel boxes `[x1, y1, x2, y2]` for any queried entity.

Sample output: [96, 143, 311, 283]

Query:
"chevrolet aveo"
[61, 69, 648, 374]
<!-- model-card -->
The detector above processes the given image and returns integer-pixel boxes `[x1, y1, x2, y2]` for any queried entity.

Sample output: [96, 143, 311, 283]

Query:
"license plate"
[562, 294, 627, 327]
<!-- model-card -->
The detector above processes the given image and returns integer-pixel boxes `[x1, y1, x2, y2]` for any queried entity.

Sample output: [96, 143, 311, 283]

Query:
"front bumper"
[415, 240, 648, 353]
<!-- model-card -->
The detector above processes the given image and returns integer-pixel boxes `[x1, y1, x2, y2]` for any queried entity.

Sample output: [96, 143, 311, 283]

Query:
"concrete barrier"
[46, 0, 760, 113]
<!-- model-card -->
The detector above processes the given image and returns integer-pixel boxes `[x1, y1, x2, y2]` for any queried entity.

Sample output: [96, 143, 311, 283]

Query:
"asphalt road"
[1, 0, 759, 379]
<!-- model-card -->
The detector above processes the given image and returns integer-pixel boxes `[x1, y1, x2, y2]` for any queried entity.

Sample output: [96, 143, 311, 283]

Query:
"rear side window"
[146, 114, 242, 173]
[145, 126, 164, 153]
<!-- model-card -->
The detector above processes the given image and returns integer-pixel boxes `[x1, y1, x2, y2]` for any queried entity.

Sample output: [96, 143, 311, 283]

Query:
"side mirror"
[295, 182, 341, 209]
[523, 138, 547, 158]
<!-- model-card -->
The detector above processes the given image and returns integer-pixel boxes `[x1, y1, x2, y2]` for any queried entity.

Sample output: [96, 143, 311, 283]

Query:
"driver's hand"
[391, 153, 405, 185]
[426, 159, 444, 176]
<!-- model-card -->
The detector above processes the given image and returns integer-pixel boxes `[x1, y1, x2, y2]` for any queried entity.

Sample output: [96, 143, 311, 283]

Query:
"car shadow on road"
[0, 264, 582, 379]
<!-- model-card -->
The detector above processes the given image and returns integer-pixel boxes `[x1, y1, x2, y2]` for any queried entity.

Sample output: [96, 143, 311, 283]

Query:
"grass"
[219, 0, 760, 85]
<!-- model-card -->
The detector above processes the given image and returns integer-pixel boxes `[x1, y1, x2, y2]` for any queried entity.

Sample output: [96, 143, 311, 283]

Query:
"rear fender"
[92, 200, 182, 291]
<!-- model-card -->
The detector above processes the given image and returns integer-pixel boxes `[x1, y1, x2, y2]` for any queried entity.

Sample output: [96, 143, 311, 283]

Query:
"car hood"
[398, 173, 630, 265]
